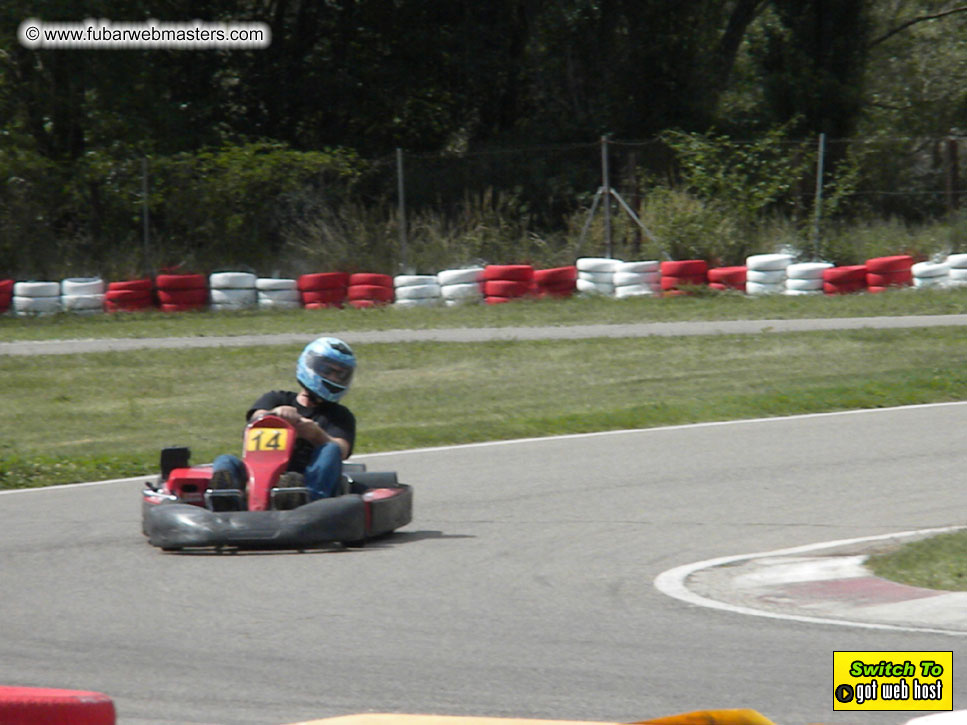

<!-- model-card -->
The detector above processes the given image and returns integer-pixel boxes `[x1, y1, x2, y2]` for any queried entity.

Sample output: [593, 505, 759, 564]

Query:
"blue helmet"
[296, 337, 356, 402]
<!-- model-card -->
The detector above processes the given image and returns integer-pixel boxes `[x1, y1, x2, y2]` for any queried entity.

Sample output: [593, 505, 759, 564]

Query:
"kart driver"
[210, 336, 357, 500]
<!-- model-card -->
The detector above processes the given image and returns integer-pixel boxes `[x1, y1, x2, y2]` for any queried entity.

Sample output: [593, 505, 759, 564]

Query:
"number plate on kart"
[245, 427, 289, 451]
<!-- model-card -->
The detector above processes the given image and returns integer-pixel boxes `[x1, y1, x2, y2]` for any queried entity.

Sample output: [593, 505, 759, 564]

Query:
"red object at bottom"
[0, 686, 115, 725]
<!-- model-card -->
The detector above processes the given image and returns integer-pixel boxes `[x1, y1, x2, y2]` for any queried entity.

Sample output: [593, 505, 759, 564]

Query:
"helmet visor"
[305, 352, 354, 388]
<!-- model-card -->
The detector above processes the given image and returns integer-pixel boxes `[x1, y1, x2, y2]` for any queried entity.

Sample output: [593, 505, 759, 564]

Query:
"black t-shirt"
[247, 390, 356, 471]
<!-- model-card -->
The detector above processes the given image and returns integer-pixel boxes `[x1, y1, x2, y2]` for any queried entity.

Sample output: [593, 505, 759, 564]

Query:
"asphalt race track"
[2, 403, 966, 725]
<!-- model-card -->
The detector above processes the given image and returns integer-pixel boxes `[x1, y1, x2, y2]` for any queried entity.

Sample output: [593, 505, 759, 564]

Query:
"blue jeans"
[212, 442, 344, 500]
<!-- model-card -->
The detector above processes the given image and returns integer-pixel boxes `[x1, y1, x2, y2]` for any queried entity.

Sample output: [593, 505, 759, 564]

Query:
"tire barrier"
[784, 262, 831, 296]
[209, 271, 257, 311]
[576, 257, 620, 296]
[613, 260, 660, 298]
[865, 255, 914, 293]
[105, 278, 154, 312]
[298, 272, 349, 309]
[347, 273, 394, 309]
[437, 267, 484, 306]
[0, 685, 115, 725]
[61, 277, 106, 314]
[12, 281, 61, 316]
[946, 253, 967, 288]
[745, 254, 793, 295]
[0, 279, 15, 314]
[482, 264, 534, 304]
[823, 265, 868, 295]
[707, 266, 747, 292]
[912, 260, 950, 289]
[155, 273, 208, 312]
[660, 259, 707, 296]
[532, 266, 577, 299]
[255, 277, 301, 309]
[394, 274, 442, 308]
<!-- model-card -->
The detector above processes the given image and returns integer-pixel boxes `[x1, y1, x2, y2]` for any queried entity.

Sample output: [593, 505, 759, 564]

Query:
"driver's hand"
[272, 405, 301, 424]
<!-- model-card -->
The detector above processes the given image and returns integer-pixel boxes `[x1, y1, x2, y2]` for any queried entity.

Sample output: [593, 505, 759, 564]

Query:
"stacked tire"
[61, 277, 106, 314]
[532, 266, 577, 299]
[660, 259, 708, 296]
[576, 258, 620, 296]
[256, 278, 301, 310]
[745, 254, 793, 295]
[347, 273, 394, 309]
[0, 279, 14, 314]
[482, 264, 534, 304]
[209, 272, 257, 311]
[298, 272, 349, 309]
[394, 275, 442, 308]
[946, 254, 967, 287]
[912, 260, 949, 289]
[707, 266, 746, 293]
[155, 273, 208, 312]
[613, 260, 660, 298]
[865, 255, 914, 293]
[12, 281, 60, 316]
[105, 279, 154, 312]
[784, 262, 831, 296]
[437, 267, 484, 306]
[823, 265, 867, 295]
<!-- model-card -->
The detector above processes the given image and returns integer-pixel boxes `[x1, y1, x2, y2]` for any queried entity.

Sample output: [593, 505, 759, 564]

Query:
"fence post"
[397, 147, 408, 271]
[811, 133, 826, 257]
[601, 135, 612, 258]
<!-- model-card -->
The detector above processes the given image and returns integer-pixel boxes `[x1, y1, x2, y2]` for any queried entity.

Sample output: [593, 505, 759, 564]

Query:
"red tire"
[304, 301, 343, 310]
[533, 266, 577, 285]
[483, 279, 531, 298]
[301, 288, 347, 304]
[823, 281, 867, 295]
[157, 289, 208, 305]
[660, 275, 706, 290]
[297, 272, 350, 291]
[484, 295, 515, 305]
[707, 266, 746, 286]
[108, 278, 153, 293]
[347, 284, 394, 302]
[160, 302, 206, 312]
[347, 299, 385, 309]
[823, 265, 867, 283]
[105, 289, 154, 310]
[483, 265, 534, 282]
[535, 287, 574, 299]
[0, 686, 115, 725]
[865, 255, 914, 273]
[866, 270, 913, 287]
[155, 273, 207, 290]
[348, 273, 393, 288]
[661, 260, 708, 277]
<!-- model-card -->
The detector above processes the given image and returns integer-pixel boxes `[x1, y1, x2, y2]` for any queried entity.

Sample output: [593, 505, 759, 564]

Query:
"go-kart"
[141, 413, 412, 551]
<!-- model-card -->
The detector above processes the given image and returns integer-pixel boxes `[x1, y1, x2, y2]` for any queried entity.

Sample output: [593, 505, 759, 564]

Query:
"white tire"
[948, 268, 967, 281]
[576, 257, 622, 272]
[394, 283, 442, 300]
[578, 270, 615, 284]
[576, 278, 614, 295]
[444, 297, 480, 307]
[746, 269, 787, 284]
[61, 277, 105, 295]
[210, 288, 257, 306]
[746, 253, 794, 271]
[946, 254, 967, 269]
[257, 297, 302, 310]
[258, 288, 301, 303]
[786, 262, 832, 279]
[615, 260, 659, 274]
[783, 288, 822, 296]
[256, 277, 298, 291]
[14, 281, 59, 297]
[613, 271, 660, 287]
[440, 283, 483, 300]
[394, 297, 441, 308]
[912, 261, 949, 278]
[210, 272, 257, 289]
[914, 276, 948, 288]
[745, 280, 785, 295]
[785, 277, 824, 291]
[437, 268, 483, 286]
[394, 274, 438, 287]
[13, 295, 60, 314]
[614, 284, 656, 298]
[62, 294, 105, 311]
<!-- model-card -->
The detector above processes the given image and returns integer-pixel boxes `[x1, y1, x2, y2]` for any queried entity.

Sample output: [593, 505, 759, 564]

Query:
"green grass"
[5, 285, 967, 342]
[868, 529, 967, 591]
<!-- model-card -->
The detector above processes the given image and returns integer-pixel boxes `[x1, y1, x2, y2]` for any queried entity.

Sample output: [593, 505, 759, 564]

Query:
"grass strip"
[4, 286, 967, 342]
[867, 529, 967, 592]
[3, 326, 967, 489]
